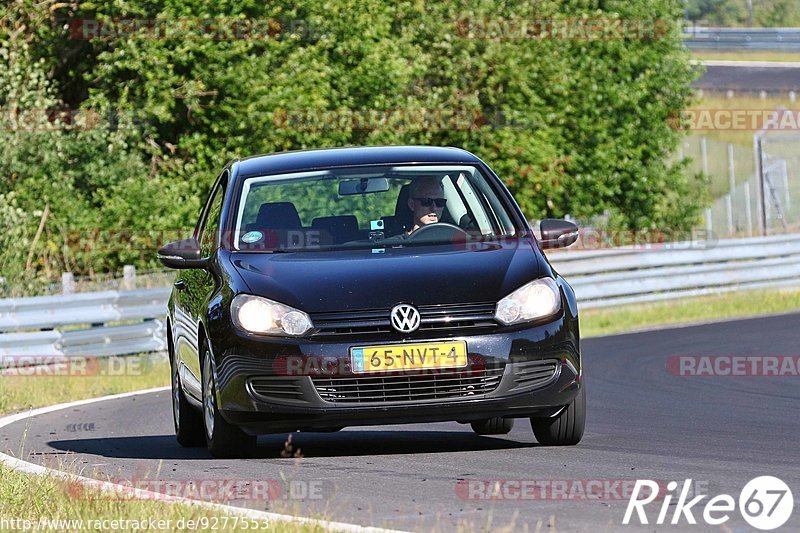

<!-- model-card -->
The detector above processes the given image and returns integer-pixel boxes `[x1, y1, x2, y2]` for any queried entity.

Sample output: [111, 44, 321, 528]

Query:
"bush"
[1, 0, 704, 290]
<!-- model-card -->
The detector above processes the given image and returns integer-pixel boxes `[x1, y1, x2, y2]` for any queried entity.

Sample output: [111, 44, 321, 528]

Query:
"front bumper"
[210, 314, 581, 435]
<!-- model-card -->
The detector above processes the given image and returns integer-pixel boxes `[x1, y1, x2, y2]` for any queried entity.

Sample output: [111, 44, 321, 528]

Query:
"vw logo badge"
[390, 304, 420, 333]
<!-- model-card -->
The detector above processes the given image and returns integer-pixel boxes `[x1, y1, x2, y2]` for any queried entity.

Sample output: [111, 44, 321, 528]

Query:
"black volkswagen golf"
[158, 146, 584, 458]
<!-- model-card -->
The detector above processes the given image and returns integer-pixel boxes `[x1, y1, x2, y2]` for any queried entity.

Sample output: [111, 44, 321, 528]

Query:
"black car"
[158, 146, 584, 458]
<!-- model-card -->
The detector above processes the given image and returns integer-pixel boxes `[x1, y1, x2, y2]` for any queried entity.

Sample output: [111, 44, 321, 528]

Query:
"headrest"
[256, 202, 302, 230]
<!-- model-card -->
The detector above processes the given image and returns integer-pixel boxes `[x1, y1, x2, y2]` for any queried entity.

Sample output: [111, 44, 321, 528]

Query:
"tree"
[2, 0, 705, 290]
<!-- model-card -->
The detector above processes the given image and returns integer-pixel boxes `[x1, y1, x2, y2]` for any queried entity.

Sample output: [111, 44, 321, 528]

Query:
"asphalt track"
[2, 313, 799, 532]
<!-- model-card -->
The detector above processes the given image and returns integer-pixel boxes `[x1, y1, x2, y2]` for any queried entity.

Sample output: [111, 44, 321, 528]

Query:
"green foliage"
[687, 0, 800, 26]
[241, 178, 404, 229]
[0, 192, 36, 296]
[1, 0, 704, 292]
[687, 0, 746, 25]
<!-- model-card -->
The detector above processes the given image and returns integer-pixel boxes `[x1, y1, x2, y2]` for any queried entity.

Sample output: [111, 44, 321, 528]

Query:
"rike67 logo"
[624, 477, 794, 530]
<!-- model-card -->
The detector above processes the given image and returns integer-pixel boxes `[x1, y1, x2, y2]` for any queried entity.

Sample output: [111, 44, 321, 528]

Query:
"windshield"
[232, 164, 520, 252]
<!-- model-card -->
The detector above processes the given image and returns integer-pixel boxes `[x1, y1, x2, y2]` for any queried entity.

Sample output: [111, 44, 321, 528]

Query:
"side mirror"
[539, 219, 579, 249]
[157, 238, 209, 269]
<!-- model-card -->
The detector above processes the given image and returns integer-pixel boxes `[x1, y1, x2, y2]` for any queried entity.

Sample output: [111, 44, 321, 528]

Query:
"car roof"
[233, 146, 482, 179]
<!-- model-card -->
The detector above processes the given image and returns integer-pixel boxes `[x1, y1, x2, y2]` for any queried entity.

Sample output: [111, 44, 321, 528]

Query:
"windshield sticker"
[371, 248, 385, 254]
[241, 231, 263, 244]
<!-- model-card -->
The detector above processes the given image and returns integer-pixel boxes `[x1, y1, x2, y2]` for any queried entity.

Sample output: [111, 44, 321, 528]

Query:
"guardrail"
[1, 234, 798, 364]
[684, 27, 800, 51]
[549, 233, 800, 308]
[0, 288, 170, 366]
[0, 288, 170, 332]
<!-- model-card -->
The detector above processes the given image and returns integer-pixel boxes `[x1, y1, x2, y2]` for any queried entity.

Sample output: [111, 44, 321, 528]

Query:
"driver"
[406, 176, 447, 235]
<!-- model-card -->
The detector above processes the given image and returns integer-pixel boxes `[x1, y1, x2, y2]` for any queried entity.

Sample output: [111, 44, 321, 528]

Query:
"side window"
[455, 173, 494, 235]
[199, 183, 225, 257]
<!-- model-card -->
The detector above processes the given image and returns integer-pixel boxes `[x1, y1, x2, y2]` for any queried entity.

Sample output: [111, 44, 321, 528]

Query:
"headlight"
[495, 278, 561, 325]
[231, 294, 313, 336]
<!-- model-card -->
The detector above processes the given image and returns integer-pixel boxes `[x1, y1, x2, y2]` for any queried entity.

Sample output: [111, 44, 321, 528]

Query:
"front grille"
[247, 377, 306, 402]
[310, 302, 498, 337]
[510, 359, 560, 390]
[312, 366, 504, 403]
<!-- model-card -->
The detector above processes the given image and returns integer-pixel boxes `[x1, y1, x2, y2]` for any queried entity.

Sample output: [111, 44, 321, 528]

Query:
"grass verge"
[692, 50, 800, 63]
[0, 464, 323, 532]
[0, 356, 324, 532]
[0, 354, 169, 415]
[686, 94, 796, 146]
[581, 287, 800, 337]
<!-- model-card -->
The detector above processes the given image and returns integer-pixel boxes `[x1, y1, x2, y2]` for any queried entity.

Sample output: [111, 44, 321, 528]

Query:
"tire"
[171, 347, 205, 447]
[470, 417, 514, 435]
[530, 384, 586, 446]
[201, 345, 257, 458]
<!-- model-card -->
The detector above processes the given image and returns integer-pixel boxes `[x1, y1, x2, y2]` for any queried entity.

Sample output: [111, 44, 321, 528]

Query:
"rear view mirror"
[539, 219, 579, 249]
[339, 177, 390, 196]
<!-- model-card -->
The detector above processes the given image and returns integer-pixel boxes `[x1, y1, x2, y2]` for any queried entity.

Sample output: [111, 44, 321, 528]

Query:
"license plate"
[350, 341, 468, 374]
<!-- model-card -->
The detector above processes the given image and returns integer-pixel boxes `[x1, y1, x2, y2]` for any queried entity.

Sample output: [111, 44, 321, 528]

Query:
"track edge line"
[0, 386, 403, 533]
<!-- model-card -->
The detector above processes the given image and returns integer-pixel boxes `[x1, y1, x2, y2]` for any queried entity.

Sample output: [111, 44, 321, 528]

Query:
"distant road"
[686, 27, 800, 90]
[692, 60, 800, 92]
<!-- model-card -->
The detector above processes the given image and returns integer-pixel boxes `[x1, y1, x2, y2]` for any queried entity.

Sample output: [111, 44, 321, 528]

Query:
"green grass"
[692, 50, 800, 63]
[0, 464, 325, 533]
[581, 287, 800, 337]
[686, 94, 797, 146]
[0, 355, 170, 415]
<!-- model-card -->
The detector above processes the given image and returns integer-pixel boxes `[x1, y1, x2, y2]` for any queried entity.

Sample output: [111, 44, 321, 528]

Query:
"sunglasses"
[413, 197, 447, 208]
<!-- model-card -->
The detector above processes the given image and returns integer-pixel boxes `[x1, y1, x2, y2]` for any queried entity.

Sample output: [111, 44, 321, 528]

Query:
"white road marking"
[0, 386, 403, 533]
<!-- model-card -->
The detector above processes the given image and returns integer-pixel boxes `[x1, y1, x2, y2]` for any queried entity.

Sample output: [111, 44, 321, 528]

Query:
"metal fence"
[0, 288, 169, 363]
[759, 132, 800, 233]
[683, 27, 800, 51]
[683, 132, 800, 238]
[549, 233, 800, 308]
[1, 234, 798, 364]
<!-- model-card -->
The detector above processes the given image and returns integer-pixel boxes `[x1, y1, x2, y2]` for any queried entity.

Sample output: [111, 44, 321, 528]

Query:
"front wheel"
[202, 345, 257, 458]
[530, 384, 585, 446]
[172, 357, 205, 447]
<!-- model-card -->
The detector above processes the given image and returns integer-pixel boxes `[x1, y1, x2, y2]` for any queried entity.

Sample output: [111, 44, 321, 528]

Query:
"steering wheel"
[406, 222, 470, 242]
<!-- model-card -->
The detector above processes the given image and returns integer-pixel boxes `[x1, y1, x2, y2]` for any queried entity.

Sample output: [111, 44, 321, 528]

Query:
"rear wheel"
[530, 384, 586, 446]
[202, 345, 257, 458]
[172, 348, 204, 447]
[470, 417, 514, 435]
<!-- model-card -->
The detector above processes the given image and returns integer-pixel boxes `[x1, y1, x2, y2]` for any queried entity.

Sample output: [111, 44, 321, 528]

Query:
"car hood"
[228, 240, 543, 313]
